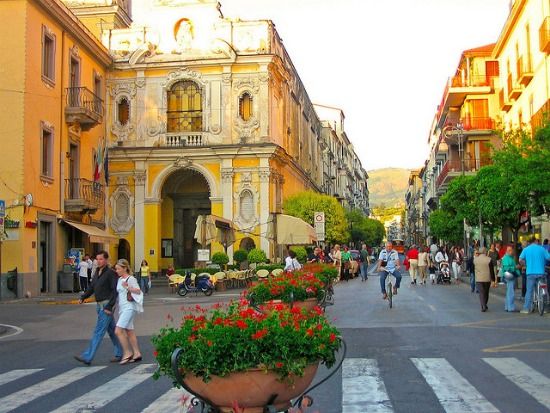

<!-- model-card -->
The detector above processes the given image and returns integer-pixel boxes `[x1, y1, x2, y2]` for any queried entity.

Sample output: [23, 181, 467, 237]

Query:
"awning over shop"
[63, 220, 117, 244]
[194, 215, 235, 247]
[274, 214, 317, 245]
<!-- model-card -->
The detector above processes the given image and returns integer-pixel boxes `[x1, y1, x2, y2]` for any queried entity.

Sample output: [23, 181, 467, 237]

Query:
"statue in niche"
[173, 18, 194, 53]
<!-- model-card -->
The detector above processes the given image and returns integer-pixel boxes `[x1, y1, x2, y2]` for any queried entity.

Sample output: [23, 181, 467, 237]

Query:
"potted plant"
[152, 302, 341, 412]
[247, 271, 325, 311]
[211, 252, 229, 269]
[247, 248, 267, 269]
[233, 249, 249, 270]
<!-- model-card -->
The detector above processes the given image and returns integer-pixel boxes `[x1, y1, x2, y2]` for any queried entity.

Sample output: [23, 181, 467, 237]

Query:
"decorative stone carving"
[234, 116, 259, 143]
[221, 168, 234, 183]
[161, 67, 204, 88]
[222, 73, 232, 84]
[233, 173, 259, 233]
[258, 73, 270, 83]
[241, 172, 252, 183]
[134, 172, 146, 186]
[233, 78, 260, 94]
[110, 185, 134, 235]
[259, 168, 271, 183]
[69, 45, 80, 58]
[210, 124, 221, 134]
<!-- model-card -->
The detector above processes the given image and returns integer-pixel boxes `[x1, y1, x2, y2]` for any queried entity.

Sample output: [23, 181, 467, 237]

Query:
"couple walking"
[74, 251, 143, 366]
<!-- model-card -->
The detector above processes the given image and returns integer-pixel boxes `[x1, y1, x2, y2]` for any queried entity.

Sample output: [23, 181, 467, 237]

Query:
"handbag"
[126, 276, 135, 302]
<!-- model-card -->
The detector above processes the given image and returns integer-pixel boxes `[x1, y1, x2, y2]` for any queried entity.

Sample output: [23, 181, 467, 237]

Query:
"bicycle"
[530, 275, 548, 316]
[382, 267, 397, 309]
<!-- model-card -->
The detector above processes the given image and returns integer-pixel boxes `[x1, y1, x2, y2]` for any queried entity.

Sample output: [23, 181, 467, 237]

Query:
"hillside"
[368, 168, 410, 208]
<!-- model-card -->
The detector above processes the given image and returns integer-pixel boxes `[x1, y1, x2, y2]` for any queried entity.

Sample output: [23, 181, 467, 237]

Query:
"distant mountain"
[368, 168, 410, 208]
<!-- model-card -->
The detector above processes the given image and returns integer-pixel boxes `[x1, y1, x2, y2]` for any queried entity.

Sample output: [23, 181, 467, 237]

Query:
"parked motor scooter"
[178, 272, 214, 297]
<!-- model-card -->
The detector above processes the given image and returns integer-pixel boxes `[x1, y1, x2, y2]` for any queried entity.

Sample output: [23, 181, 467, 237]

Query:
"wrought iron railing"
[65, 87, 103, 118]
[65, 178, 104, 209]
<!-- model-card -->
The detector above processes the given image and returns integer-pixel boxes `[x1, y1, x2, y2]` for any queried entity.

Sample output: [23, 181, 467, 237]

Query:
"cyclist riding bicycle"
[519, 237, 550, 314]
[377, 241, 402, 300]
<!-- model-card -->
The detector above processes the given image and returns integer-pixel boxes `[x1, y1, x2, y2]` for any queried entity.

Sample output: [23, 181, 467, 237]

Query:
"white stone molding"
[108, 80, 144, 142]
[134, 168, 146, 272]
[233, 172, 259, 233]
[150, 163, 219, 200]
[221, 168, 234, 183]
[109, 184, 135, 235]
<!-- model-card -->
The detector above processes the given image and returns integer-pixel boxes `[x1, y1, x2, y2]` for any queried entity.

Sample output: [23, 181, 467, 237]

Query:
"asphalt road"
[1, 271, 549, 413]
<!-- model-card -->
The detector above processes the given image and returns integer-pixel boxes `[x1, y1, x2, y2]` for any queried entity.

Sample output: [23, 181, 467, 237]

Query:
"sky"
[219, 0, 511, 171]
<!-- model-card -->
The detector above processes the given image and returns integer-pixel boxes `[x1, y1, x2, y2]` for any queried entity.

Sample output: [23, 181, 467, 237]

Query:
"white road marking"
[51, 363, 155, 413]
[0, 369, 42, 386]
[0, 367, 105, 413]
[483, 357, 550, 408]
[342, 358, 393, 413]
[411, 358, 499, 413]
[428, 304, 436, 312]
[417, 295, 425, 301]
[141, 387, 193, 413]
[0, 324, 23, 340]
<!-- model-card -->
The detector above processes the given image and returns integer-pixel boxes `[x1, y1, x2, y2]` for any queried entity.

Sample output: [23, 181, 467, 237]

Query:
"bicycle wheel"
[387, 281, 393, 309]
[537, 282, 545, 316]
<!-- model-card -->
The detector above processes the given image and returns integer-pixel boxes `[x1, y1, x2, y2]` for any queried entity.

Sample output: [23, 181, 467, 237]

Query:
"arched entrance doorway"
[239, 237, 256, 252]
[162, 168, 211, 268]
[118, 239, 131, 262]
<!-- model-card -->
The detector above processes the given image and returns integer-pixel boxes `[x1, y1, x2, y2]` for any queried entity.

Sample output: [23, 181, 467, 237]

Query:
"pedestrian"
[417, 246, 429, 285]
[307, 247, 321, 263]
[359, 243, 370, 282]
[139, 259, 150, 294]
[77, 254, 90, 292]
[406, 244, 419, 285]
[332, 244, 342, 281]
[75, 250, 122, 365]
[501, 245, 520, 312]
[341, 246, 352, 282]
[466, 249, 476, 293]
[451, 246, 462, 284]
[114, 259, 143, 364]
[284, 249, 302, 272]
[519, 237, 550, 314]
[473, 247, 492, 312]
[488, 243, 499, 287]
[543, 239, 550, 253]
[86, 254, 93, 284]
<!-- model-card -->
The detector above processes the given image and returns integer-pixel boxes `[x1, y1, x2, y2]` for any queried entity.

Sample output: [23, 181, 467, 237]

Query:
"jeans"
[140, 276, 150, 293]
[523, 274, 545, 311]
[380, 269, 402, 293]
[470, 271, 476, 292]
[360, 262, 369, 280]
[81, 303, 122, 363]
[505, 279, 516, 311]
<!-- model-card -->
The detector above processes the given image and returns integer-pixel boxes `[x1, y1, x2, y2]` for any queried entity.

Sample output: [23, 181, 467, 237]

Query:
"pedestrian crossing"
[0, 357, 549, 412]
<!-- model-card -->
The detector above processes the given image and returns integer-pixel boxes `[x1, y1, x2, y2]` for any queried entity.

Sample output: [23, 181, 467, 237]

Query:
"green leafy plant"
[152, 301, 341, 383]
[233, 249, 248, 264]
[211, 252, 229, 266]
[247, 248, 267, 264]
[290, 246, 307, 263]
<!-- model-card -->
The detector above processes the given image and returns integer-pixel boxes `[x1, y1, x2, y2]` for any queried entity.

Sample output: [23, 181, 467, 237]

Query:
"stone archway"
[162, 168, 211, 268]
[118, 239, 131, 263]
[239, 237, 256, 252]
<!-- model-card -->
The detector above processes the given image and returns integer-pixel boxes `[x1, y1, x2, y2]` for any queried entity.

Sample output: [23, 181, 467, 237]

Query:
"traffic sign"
[314, 212, 325, 223]
[314, 212, 325, 241]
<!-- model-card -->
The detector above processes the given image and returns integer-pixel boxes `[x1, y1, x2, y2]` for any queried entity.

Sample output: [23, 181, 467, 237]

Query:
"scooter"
[177, 272, 214, 297]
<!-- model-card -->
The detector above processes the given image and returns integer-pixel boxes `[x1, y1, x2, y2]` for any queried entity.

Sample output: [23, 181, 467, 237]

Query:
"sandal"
[129, 356, 142, 363]
[119, 355, 134, 365]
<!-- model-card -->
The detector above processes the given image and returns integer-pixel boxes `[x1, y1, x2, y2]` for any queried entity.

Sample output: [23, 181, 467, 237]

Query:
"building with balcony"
[405, 169, 424, 246]
[0, 0, 115, 297]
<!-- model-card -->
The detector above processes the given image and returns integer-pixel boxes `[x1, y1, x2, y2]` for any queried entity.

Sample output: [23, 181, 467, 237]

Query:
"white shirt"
[78, 260, 89, 278]
[435, 251, 449, 263]
[284, 256, 302, 272]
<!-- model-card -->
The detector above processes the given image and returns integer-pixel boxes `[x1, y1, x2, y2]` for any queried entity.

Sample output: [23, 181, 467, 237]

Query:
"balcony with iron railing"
[436, 158, 492, 191]
[161, 132, 206, 147]
[65, 87, 103, 130]
[517, 55, 534, 86]
[64, 178, 104, 213]
[507, 73, 522, 100]
[540, 16, 550, 54]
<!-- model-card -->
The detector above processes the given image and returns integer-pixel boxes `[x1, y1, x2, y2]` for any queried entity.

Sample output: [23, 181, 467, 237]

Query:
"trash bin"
[59, 264, 75, 293]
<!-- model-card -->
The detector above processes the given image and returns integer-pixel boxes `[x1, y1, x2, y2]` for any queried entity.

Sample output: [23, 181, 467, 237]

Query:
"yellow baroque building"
[101, 0, 325, 272]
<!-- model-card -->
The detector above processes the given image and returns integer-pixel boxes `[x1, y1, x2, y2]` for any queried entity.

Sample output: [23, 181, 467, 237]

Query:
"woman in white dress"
[114, 259, 143, 365]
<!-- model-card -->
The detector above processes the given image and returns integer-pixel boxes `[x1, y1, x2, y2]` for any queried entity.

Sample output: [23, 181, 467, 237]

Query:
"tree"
[428, 209, 463, 244]
[346, 209, 385, 247]
[283, 191, 349, 244]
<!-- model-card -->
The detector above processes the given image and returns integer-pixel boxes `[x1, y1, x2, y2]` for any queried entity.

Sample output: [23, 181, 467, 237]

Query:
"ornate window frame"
[109, 81, 139, 142]
[233, 79, 260, 142]
[233, 172, 259, 232]
[110, 181, 135, 235]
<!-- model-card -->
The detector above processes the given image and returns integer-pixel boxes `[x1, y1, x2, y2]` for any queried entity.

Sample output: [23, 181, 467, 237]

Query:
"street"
[1, 272, 550, 413]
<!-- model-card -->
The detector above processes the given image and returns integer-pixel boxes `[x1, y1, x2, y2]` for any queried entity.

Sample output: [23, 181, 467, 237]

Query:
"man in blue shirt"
[377, 242, 402, 299]
[519, 238, 550, 313]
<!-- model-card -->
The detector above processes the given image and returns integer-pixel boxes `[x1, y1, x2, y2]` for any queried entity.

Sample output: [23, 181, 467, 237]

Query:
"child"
[429, 262, 437, 285]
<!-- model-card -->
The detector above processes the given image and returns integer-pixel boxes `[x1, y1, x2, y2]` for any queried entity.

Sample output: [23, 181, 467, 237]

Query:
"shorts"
[117, 308, 137, 330]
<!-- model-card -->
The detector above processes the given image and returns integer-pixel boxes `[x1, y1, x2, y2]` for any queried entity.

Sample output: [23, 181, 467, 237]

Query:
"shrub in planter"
[152, 301, 341, 384]
[290, 246, 307, 263]
[211, 252, 229, 267]
[301, 263, 339, 285]
[233, 249, 248, 264]
[247, 248, 267, 264]
[247, 271, 325, 304]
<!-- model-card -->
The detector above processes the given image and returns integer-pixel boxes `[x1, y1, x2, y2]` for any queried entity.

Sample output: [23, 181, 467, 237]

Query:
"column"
[259, 158, 271, 256]
[134, 170, 146, 273]
[221, 160, 234, 261]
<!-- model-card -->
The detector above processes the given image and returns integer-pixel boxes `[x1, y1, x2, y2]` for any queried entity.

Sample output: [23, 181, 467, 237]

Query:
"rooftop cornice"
[492, 0, 527, 57]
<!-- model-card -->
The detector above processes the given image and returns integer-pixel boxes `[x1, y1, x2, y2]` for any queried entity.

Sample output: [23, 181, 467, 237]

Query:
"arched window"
[239, 190, 254, 222]
[239, 92, 253, 121]
[167, 81, 202, 132]
[117, 97, 130, 126]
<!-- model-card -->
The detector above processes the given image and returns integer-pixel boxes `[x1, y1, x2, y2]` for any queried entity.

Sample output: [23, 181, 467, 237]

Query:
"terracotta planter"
[262, 297, 319, 312]
[183, 363, 318, 413]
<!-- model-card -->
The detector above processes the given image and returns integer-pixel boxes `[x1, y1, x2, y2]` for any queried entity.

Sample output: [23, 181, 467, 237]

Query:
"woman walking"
[451, 246, 462, 284]
[114, 259, 143, 364]
[332, 244, 342, 281]
[139, 259, 150, 294]
[501, 245, 520, 312]
[417, 247, 429, 285]
[488, 243, 499, 287]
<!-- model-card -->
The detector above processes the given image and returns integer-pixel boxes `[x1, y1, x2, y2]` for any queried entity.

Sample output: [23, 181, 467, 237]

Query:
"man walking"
[77, 254, 90, 292]
[520, 238, 550, 314]
[359, 244, 370, 282]
[75, 250, 122, 365]
[474, 248, 492, 312]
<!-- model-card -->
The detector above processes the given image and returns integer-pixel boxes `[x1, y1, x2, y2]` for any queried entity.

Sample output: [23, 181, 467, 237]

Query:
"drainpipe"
[60, 31, 66, 216]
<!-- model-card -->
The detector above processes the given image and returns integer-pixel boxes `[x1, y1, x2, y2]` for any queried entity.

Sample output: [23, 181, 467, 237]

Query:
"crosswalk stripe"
[141, 387, 193, 413]
[342, 358, 393, 413]
[0, 367, 105, 413]
[483, 357, 550, 408]
[51, 363, 155, 413]
[411, 358, 499, 413]
[0, 369, 43, 386]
